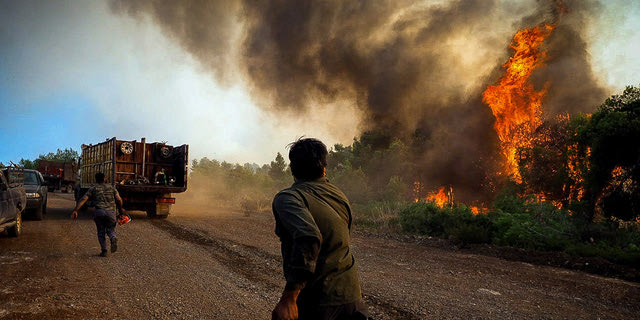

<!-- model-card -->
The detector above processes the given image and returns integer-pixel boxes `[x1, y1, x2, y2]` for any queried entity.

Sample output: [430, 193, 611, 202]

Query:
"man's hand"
[71, 210, 78, 219]
[272, 289, 300, 320]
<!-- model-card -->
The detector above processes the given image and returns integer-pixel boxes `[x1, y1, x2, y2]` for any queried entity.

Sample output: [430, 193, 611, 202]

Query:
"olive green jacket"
[273, 178, 362, 306]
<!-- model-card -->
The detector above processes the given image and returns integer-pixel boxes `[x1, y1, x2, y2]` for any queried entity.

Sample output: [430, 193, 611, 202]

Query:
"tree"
[40, 148, 79, 162]
[17, 148, 80, 170]
[19, 158, 37, 169]
[269, 152, 288, 180]
[579, 85, 640, 221]
[517, 114, 589, 208]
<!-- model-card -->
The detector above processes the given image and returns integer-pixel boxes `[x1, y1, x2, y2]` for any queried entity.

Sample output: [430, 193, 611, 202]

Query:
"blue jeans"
[94, 209, 117, 251]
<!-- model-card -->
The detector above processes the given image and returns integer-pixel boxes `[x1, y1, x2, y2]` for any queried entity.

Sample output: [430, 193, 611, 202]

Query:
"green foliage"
[399, 202, 492, 244]
[578, 85, 640, 221]
[517, 85, 640, 221]
[18, 148, 79, 169]
[384, 175, 411, 202]
[328, 131, 416, 204]
[19, 158, 37, 169]
[395, 195, 640, 266]
[330, 166, 371, 204]
[269, 152, 288, 180]
[352, 201, 402, 232]
[399, 202, 450, 236]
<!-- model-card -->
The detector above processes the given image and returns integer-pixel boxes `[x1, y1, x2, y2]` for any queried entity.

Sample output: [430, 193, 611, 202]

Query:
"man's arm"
[272, 237, 320, 320]
[71, 195, 89, 219]
[114, 190, 124, 213]
[272, 192, 322, 320]
[272, 288, 301, 320]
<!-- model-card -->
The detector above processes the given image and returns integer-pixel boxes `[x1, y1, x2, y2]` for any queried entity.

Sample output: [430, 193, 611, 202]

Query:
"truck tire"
[146, 206, 168, 219]
[33, 202, 44, 221]
[8, 211, 22, 237]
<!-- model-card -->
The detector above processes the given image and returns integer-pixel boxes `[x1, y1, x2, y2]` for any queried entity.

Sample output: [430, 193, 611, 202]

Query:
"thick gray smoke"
[110, 0, 607, 200]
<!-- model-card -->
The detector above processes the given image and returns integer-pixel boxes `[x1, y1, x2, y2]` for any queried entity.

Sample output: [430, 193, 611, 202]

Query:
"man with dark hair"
[71, 172, 124, 257]
[272, 138, 368, 320]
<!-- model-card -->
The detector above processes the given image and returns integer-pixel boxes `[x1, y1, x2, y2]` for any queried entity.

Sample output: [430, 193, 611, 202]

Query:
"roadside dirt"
[0, 193, 638, 319]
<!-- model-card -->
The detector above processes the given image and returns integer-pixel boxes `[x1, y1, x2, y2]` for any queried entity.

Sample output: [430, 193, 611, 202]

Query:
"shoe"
[99, 250, 108, 257]
[110, 237, 118, 253]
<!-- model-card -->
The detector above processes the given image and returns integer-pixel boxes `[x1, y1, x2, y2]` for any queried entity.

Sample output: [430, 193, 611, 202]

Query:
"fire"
[426, 187, 451, 208]
[483, 24, 556, 182]
[414, 183, 485, 215]
[413, 181, 424, 202]
[413, 184, 453, 207]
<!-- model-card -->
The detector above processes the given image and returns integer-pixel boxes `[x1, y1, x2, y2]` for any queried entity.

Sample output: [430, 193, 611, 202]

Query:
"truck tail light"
[157, 198, 175, 204]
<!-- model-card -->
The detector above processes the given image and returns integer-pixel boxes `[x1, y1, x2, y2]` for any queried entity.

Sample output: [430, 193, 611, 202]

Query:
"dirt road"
[0, 193, 638, 319]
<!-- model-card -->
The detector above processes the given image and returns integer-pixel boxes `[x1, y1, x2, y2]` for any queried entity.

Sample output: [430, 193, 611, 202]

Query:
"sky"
[1, 0, 639, 166]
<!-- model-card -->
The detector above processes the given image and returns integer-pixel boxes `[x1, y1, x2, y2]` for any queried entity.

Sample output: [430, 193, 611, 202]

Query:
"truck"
[76, 137, 188, 218]
[0, 166, 27, 237]
[38, 160, 77, 193]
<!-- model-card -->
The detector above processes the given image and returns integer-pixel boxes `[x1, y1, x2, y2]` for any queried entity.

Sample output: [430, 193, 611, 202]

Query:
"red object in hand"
[118, 214, 131, 225]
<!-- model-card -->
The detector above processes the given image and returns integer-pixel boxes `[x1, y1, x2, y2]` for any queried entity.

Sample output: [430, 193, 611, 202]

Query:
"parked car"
[0, 167, 27, 237]
[23, 169, 47, 220]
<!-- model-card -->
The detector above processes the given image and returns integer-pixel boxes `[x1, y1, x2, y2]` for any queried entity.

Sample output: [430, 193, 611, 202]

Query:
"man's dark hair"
[95, 172, 105, 183]
[288, 138, 328, 180]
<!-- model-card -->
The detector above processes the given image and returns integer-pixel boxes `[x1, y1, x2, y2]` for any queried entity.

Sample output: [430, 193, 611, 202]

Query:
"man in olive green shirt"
[72, 172, 124, 257]
[272, 138, 368, 320]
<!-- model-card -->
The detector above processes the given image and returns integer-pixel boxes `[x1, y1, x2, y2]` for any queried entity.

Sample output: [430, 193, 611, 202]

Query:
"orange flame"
[426, 187, 450, 208]
[483, 24, 555, 182]
[414, 182, 487, 214]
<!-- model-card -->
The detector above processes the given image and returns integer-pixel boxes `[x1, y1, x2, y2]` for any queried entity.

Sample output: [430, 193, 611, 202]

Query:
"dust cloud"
[172, 173, 277, 216]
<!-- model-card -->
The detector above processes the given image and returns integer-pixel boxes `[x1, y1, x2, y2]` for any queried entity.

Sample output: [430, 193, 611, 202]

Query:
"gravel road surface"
[0, 193, 638, 319]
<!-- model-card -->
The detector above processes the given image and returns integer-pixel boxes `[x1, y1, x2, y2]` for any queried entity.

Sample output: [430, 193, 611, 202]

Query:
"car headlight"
[26, 193, 41, 198]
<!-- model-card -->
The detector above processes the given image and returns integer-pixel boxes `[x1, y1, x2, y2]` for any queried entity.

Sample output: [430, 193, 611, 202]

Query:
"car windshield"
[24, 171, 39, 185]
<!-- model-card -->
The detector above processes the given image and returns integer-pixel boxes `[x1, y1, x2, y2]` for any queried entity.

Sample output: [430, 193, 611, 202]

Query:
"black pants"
[298, 299, 370, 320]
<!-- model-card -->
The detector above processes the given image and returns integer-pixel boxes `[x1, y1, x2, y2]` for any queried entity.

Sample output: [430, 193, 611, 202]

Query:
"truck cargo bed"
[78, 137, 188, 217]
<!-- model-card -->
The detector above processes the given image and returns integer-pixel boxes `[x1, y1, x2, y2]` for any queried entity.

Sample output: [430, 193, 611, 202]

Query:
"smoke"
[109, 0, 608, 200]
[109, 0, 242, 83]
[533, 0, 608, 115]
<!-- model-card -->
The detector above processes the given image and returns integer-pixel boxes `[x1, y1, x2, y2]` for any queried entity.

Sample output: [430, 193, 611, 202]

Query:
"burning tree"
[578, 86, 640, 221]
[482, 24, 555, 182]
[517, 114, 590, 209]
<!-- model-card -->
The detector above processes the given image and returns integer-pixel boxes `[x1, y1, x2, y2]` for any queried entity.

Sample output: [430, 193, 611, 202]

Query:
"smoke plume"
[109, 0, 607, 201]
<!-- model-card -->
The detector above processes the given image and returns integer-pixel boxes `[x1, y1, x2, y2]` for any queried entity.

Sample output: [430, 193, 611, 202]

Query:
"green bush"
[490, 191, 577, 251]
[352, 201, 402, 232]
[399, 202, 450, 236]
[399, 202, 494, 244]
[375, 195, 640, 267]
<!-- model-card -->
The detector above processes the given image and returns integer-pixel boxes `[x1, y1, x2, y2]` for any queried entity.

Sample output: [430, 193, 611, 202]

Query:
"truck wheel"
[33, 202, 44, 221]
[8, 211, 22, 237]
[145, 207, 168, 219]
